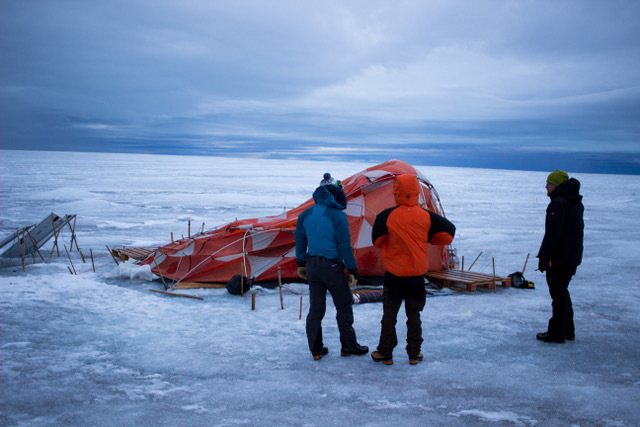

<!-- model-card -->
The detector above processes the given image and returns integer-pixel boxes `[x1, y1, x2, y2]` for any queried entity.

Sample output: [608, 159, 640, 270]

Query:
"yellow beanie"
[547, 170, 569, 187]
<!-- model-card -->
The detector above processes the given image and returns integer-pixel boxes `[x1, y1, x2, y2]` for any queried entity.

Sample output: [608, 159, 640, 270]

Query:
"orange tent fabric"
[143, 160, 451, 289]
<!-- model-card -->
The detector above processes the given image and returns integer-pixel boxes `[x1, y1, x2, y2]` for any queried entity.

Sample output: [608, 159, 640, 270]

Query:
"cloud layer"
[1, 0, 639, 173]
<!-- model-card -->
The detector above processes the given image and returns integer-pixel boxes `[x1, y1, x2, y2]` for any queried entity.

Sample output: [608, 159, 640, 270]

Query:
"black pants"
[376, 272, 426, 359]
[546, 264, 576, 340]
[306, 256, 358, 354]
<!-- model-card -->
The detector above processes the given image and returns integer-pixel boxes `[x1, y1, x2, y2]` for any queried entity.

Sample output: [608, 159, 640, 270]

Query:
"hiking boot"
[313, 347, 329, 360]
[340, 344, 369, 357]
[409, 353, 424, 365]
[536, 332, 566, 344]
[371, 351, 393, 365]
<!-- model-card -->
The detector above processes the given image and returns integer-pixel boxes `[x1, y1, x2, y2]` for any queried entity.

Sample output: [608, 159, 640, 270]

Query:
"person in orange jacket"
[370, 174, 455, 365]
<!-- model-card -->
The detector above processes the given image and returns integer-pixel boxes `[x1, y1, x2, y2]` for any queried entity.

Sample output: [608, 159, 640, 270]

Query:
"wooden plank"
[172, 281, 227, 289]
[149, 289, 204, 300]
[426, 269, 511, 292]
[113, 247, 153, 261]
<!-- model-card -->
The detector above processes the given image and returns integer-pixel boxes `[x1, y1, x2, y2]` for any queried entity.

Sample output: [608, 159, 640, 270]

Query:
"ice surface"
[1, 150, 639, 426]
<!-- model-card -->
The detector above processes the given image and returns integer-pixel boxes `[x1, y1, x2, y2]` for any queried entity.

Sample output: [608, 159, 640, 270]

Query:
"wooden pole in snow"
[278, 266, 284, 310]
[106, 245, 119, 265]
[468, 252, 482, 271]
[492, 257, 496, 294]
[251, 293, 256, 310]
[299, 296, 303, 320]
[522, 253, 530, 274]
[152, 257, 169, 290]
[65, 244, 77, 275]
[20, 230, 26, 272]
[90, 249, 96, 272]
[25, 228, 45, 262]
[50, 214, 61, 257]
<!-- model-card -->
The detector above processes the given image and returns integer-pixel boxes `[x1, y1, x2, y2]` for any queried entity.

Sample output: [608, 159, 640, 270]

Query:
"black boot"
[536, 332, 566, 344]
[340, 344, 369, 356]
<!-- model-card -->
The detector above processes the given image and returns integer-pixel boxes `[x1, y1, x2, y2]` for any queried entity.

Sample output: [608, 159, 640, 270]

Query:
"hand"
[538, 259, 550, 272]
[348, 274, 358, 287]
[348, 269, 358, 287]
[297, 266, 307, 280]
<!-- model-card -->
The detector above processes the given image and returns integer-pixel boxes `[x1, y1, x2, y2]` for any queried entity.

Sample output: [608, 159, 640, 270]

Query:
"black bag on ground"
[509, 271, 535, 289]
[226, 275, 251, 295]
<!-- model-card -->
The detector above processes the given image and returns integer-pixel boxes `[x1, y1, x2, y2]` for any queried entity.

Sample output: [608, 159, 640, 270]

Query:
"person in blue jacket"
[295, 173, 368, 360]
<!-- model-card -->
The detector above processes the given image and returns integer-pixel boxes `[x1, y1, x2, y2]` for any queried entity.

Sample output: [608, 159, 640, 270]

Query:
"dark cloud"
[1, 0, 639, 174]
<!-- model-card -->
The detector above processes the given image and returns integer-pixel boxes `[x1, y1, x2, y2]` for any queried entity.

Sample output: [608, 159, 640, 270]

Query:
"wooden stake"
[461, 255, 465, 271]
[251, 293, 256, 310]
[278, 266, 284, 310]
[492, 257, 496, 294]
[152, 257, 169, 290]
[468, 252, 482, 271]
[188, 220, 191, 238]
[299, 295, 303, 320]
[105, 245, 119, 265]
[66, 215, 75, 252]
[68, 266, 74, 275]
[65, 244, 77, 274]
[149, 289, 203, 300]
[171, 232, 174, 243]
[201, 222, 205, 234]
[50, 213, 60, 257]
[31, 224, 37, 263]
[25, 228, 45, 262]
[90, 249, 96, 272]
[20, 230, 26, 272]
[522, 253, 530, 274]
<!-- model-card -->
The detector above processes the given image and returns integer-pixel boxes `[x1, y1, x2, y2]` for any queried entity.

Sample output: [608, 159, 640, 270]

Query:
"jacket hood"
[393, 174, 420, 207]
[312, 184, 347, 210]
[551, 177, 582, 204]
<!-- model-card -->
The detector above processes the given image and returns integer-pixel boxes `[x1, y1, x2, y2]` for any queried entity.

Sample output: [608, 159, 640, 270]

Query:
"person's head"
[393, 174, 421, 206]
[546, 170, 569, 196]
[320, 172, 335, 186]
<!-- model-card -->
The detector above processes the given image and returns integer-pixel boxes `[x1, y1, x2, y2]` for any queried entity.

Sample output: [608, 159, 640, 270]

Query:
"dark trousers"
[376, 272, 426, 358]
[546, 264, 576, 340]
[305, 256, 358, 354]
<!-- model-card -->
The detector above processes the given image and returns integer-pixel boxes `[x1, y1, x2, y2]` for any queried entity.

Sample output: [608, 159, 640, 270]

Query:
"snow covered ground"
[1, 150, 639, 426]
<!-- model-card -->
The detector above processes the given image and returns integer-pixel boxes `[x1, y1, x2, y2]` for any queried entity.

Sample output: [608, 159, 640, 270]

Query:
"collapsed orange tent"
[142, 160, 453, 289]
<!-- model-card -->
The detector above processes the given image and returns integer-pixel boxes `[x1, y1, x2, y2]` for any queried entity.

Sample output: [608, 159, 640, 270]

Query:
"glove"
[348, 269, 358, 287]
[297, 266, 308, 280]
[538, 259, 550, 273]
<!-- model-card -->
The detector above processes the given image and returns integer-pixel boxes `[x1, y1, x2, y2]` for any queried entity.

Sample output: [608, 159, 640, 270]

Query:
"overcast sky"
[1, 0, 639, 174]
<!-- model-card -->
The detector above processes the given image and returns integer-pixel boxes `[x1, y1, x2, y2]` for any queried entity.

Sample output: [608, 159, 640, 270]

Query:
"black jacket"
[537, 178, 584, 267]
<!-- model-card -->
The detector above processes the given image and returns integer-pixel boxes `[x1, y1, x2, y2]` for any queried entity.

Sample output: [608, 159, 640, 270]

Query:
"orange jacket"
[371, 174, 455, 277]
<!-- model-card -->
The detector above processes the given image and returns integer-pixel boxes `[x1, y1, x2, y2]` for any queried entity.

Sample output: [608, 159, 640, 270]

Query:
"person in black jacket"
[536, 170, 584, 343]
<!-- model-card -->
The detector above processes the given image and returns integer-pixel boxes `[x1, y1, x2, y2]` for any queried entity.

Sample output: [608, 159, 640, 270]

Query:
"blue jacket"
[295, 185, 357, 271]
